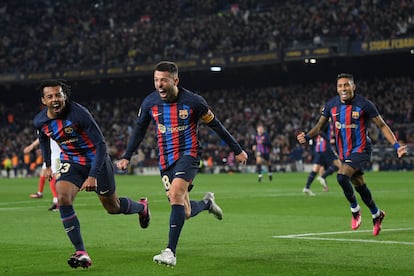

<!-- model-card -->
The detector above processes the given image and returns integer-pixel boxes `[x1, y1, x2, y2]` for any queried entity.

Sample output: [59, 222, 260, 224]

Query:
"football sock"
[49, 176, 58, 198]
[305, 171, 317, 189]
[337, 174, 358, 207]
[168, 205, 185, 254]
[322, 165, 338, 178]
[355, 184, 378, 214]
[38, 175, 46, 193]
[60, 205, 85, 251]
[189, 200, 208, 217]
[256, 164, 262, 174]
[268, 165, 273, 174]
[119, 197, 144, 214]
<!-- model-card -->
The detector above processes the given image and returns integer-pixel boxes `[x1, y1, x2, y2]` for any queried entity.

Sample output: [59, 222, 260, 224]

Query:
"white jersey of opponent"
[42, 139, 62, 173]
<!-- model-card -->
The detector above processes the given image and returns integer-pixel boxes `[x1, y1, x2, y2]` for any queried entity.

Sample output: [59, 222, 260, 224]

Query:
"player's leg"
[153, 177, 188, 266]
[48, 158, 60, 210]
[154, 156, 199, 266]
[256, 154, 263, 182]
[266, 159, 273, 181]
[337, 163, 361, 229]
[183, 182, 223, 220]
[316, 158, 329, 191]
[321, 153, 340, 181]
[56, 179, 91, 268]
[167, 178, 189, 253]
[97, 156, 149, 228]
[48, 176, 59, 211]
[351, 173, 385, 236]
[30, 167, 46, 198]
[56, 162, 93, 268]
[303, 163, 318, 196]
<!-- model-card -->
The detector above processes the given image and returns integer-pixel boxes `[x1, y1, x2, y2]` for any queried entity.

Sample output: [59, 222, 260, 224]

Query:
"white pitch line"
[273, 228, 414, 246]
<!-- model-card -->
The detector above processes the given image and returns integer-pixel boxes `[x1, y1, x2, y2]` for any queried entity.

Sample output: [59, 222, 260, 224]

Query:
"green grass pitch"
[1, 171, 413, 275]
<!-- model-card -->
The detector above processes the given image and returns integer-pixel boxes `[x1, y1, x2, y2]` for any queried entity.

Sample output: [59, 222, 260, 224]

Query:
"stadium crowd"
[1, 0, 413, 73]
[1, 0, 413, 176]
[1, 75, 413, 177]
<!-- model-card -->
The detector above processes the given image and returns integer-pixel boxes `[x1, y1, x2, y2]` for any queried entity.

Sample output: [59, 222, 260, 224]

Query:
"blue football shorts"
[160, 155, 200, 193]
[56, 155, 116, 196]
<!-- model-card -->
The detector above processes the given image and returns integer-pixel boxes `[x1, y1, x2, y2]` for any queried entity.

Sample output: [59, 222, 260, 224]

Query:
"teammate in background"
[252, 124, 273, 182]
[117, 61, 248, 267]
[303, 124, 341, 195]
[297, 73, 407, 236]
[25, 138, 60, 211]
[34, 79, 150, 269]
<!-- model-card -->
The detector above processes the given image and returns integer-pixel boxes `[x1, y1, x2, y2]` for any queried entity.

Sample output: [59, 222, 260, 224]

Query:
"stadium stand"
[0, 0, 413, 175]
[0, 0, 413, 73]
[1, 76, 413, 176]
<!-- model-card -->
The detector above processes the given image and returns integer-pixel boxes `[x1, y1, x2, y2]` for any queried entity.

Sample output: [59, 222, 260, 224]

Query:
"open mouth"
[52, 103, 61, 112]
[158, 89, 167, 99]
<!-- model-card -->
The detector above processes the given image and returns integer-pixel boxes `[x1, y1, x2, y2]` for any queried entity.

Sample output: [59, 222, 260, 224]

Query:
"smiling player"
[34, 79, 150, 269]
[297, 73, 407, 236]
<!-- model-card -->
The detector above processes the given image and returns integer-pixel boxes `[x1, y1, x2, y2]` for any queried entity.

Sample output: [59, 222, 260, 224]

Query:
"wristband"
[393, 143, 400, 150]
[305, 134, 310, 142]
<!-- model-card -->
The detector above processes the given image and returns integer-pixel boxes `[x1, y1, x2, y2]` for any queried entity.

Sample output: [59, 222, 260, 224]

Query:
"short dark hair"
[38, 79, 71, 97]
[336, 73, 354, 82]
[155, 61, 178, 75]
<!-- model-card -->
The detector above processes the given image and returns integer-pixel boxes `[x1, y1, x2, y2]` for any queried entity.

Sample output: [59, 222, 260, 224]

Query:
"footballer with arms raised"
[117, 61, 248, 267]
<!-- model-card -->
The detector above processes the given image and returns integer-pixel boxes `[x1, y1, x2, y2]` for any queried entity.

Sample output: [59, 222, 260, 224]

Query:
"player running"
[117, 61, 248, 266]
[34, 79, 150, 269]
[297, 73, 407, 236]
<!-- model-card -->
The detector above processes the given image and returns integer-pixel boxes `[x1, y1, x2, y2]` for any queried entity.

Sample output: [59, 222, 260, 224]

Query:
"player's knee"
[337, 173, 350, 187]
[185, 209, 191, 219]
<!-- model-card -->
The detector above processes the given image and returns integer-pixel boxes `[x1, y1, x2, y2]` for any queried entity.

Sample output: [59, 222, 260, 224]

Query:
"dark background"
[1, 51, 413, 104]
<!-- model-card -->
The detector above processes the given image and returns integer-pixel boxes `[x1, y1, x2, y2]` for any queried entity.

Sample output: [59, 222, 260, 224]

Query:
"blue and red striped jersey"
[254, 132, 271, 155]
[322, 94, 379, 160]
[314, 135, 328, 153]
[125, 88, 208, 170]
[314, 123, 333, 153]
[34, 101, 107, 178]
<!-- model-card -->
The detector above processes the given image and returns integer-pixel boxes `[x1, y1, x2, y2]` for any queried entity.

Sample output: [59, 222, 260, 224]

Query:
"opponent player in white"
[25, 138, 61, 210]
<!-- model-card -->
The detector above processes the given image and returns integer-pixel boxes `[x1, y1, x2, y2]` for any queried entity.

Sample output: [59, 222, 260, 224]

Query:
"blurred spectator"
[0, 0, 413, 73]
[0, 75, 413, 173]
[2, 154, 12, 178]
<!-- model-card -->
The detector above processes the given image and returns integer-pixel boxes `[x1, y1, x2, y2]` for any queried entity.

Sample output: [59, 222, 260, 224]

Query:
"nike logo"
[99, 190, 110, 195]
[65, 226, 75, 233]
[175, 172, 185, 176]
[153, 112, 162, 117]
[345, 160, 352, 163]
[332, 113, 340, 116]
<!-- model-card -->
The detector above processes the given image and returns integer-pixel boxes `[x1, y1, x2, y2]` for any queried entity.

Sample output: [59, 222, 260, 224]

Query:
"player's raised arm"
[297, 115, 329, 144]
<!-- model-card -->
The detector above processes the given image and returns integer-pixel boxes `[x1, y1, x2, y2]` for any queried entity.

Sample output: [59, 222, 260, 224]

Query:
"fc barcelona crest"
[179, 109, 189, 119]
[64, 127, 74, 134]
[352, 111, 359, 119]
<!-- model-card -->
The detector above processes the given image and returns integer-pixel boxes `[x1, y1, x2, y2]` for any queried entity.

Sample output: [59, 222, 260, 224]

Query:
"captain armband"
[201, 110, 215, 123]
